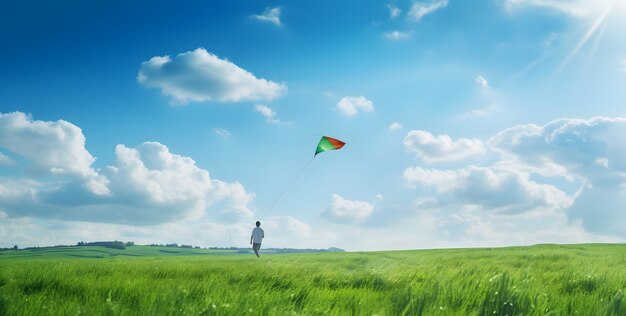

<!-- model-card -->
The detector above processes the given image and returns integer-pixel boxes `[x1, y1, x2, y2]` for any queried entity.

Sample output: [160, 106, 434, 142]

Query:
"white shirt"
[251, 227, 264, 244]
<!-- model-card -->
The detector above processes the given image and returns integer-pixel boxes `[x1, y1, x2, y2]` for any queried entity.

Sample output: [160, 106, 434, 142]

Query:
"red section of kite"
[324, 136, 346, 149]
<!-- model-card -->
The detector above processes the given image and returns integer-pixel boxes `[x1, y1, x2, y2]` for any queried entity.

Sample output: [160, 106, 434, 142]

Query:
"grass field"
[1, 244, 625, 315]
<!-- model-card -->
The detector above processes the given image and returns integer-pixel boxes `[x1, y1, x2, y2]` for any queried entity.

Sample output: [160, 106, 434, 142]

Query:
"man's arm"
[250, 234, 253, 244]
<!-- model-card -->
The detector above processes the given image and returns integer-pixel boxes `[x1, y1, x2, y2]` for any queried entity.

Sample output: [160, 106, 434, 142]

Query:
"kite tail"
[264, 156, 315, 216]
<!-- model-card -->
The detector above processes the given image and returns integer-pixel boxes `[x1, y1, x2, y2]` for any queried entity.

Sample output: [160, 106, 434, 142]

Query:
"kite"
[315, 136, 346, 156]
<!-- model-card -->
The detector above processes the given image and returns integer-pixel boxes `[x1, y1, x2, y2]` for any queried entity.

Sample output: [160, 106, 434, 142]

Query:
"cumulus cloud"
[0, 112, 254, 225]
[404, 130, 486, 163]
[404, 117, 626, 240]
[488, 117, 626, 186]
[389, 122, 403, 131]
[404, 166, 573, 214]
[251, 7, 282, 26]
[485, 116, 626, 236]
[105, 142, 254, 222]
[475, 74, 489, 88]
[321, 194, 378, 224]
[0, 112, 109, 195]
[336, 96, 374, 116]
[138, 48, 286, 104]
[408, 0, 448, 22]
[384, 30, 411, 40]
[254, 104, 280, 123]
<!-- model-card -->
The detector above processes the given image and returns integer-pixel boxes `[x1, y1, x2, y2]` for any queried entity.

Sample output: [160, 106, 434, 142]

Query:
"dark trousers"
[252, 243, 261, 257]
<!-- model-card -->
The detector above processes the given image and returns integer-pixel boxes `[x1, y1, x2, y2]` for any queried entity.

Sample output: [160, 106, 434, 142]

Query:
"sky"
[1, 0, 626, 251]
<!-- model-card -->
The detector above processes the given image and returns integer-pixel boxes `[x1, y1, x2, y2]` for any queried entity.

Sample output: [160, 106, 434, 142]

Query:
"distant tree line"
[76, 241, 132, 250]
[147, 243, 200, 249]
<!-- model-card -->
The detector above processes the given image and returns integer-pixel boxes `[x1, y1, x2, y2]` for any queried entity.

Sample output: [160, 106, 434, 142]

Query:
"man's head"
[256, 221, 261, 227]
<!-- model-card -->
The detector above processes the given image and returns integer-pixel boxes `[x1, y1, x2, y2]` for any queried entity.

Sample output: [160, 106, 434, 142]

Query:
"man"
[250, 221, 264, 258]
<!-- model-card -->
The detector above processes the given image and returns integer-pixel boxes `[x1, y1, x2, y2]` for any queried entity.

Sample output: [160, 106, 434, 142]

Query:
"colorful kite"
[315, 136, 346, 156]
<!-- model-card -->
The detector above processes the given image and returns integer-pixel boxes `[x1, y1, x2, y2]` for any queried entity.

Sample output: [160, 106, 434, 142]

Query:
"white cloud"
[322, 194, 375, 224]
[621, 59, 626, 72]
[0, 112, 254, 225]
[387, 4, 401, 19]
[138, 48, 286, 104]
[336, 96, 374, 116]
[404, 130, 486, 163]
[214, 128, 231, 139]
[475, 74, 489, 88]
[254, 104, 280, 123]
[404, 166, 573, 214]
[408, 0, 448, 22]
[402, 116, 626, 240]
[488, 117, 626, 186]
[0, 112, 109, 195]
[384, 30, 411, 40]
[106, 142, 254, 222]
[389, 122, 403, 131]
[251, 7, 282, 26]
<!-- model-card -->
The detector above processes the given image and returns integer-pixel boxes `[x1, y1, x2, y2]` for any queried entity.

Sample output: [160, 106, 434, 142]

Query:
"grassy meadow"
[1, 244, 625, 315]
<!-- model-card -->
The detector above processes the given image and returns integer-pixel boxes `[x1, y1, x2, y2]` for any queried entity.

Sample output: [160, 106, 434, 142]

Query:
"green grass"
[1, 244, 625, 315]
[0, 245, 238, 260]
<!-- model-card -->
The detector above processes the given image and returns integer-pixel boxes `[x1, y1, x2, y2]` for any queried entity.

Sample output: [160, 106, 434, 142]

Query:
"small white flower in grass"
[212, 304, 217, 309]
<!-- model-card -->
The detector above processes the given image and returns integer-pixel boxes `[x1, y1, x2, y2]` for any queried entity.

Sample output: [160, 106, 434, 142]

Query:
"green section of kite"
[315, 136, 346, 156]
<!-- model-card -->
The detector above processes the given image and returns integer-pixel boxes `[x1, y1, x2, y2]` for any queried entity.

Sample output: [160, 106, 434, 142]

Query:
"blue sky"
[1, 0, 626, 250]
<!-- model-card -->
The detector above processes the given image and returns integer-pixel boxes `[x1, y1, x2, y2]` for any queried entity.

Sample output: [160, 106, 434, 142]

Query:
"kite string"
[264, 156, 315, 216]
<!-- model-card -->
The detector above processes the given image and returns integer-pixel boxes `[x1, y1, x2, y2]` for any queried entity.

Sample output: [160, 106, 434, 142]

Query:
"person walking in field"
[250, 221, 264, 258]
